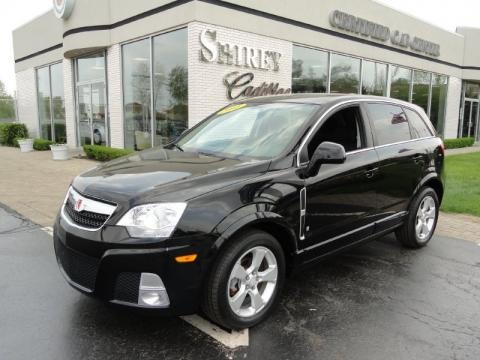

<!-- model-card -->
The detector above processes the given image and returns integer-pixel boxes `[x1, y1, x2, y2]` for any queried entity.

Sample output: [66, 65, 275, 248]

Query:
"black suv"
[54, 94, 444, 329]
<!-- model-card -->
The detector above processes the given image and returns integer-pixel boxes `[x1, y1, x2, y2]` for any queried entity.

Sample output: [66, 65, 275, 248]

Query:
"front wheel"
[202, 230, 285, 330]
[396, 187, 439, 248]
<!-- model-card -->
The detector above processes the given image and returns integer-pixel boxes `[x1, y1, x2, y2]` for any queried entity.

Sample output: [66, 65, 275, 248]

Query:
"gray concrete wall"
[457, 27, 480, 81]
[13, 0, 472, 75]
[13, 11, 63, 72]
[15, 68, 38, 138]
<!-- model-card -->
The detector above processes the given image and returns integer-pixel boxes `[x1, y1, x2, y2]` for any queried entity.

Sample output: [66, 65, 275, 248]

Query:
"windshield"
[175, 103, 318, 159]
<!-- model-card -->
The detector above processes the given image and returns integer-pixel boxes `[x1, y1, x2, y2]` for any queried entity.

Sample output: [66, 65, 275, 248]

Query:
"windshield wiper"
[198, 151, 215, 157]
[171, 143, 184, 152]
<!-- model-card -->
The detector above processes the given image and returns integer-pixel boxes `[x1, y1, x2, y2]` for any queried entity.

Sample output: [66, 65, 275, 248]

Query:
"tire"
[202, 230, 285, 330]
[396, 186, 439, 249]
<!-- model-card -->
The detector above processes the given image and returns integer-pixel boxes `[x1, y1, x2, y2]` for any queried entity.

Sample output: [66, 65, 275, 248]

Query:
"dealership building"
[12, 0, 480, 149]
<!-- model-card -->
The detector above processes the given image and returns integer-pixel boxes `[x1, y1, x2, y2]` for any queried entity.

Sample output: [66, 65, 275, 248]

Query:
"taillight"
[439, 141, 445, 155]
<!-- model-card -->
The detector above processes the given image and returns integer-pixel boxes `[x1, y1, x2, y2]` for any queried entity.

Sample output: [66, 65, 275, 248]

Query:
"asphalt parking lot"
[1, 204, 479, 360]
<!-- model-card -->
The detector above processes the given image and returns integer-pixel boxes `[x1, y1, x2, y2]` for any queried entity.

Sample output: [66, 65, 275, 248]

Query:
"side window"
[404, 108, 434, 138]
[366, 103, 411, 146]
[308, 106, 365, 157]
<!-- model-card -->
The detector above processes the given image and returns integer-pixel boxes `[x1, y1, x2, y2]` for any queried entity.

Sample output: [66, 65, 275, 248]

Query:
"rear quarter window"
[404, 108, 434, 138]
[366, 103, 411, 146]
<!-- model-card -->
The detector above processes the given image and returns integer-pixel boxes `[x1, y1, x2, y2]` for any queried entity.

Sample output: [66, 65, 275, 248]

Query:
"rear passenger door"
[403, 106, 435, 173]
[363, 102, 424, 231]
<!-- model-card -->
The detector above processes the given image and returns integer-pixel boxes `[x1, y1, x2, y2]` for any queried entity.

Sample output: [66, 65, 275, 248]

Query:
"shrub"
[33, 138, 54, 151]
[443, 137, 475, 149]
[83, 145, 134, 161]
[0, 122, 28, 146]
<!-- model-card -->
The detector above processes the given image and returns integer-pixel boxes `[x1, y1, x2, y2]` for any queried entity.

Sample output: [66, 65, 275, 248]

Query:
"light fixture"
[138, 273, 170, 307]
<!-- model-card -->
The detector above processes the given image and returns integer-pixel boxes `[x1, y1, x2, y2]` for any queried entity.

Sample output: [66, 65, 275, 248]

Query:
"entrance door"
[461, 99, 479, 139]
[75, 51, 108, 146]
[77, 82, 107, 146]
[472, 102, 479, 141]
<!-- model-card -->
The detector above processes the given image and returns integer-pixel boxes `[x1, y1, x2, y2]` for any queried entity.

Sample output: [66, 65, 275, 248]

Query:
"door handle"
[365, 167, 379, 179]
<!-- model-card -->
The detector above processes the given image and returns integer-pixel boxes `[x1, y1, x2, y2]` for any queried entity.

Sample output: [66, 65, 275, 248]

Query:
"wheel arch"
[417, 174, 444, 204]
[212, 212, 299, 275]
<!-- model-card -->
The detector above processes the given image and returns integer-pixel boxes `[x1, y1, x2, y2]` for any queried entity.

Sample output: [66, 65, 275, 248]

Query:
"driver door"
[299, 104, 380, 260]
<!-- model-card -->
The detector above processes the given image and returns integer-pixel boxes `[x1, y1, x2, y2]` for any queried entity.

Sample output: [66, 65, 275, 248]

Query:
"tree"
[167, 66, 188, 105]
[0, 80, 15, 120]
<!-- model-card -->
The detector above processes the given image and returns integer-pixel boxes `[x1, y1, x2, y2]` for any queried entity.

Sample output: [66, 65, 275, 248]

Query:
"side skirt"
[293, 223, 404, 271]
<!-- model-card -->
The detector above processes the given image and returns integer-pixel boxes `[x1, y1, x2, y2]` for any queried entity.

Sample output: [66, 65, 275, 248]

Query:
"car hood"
[72, 148, 270, 206]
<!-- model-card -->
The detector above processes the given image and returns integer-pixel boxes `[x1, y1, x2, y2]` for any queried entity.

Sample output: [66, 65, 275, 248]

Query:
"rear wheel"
[202, 230, 285, 329]
[396, 187, 439, 248]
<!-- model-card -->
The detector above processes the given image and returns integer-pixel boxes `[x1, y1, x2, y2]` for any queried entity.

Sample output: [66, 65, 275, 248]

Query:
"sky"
[1, 0, 480, 96]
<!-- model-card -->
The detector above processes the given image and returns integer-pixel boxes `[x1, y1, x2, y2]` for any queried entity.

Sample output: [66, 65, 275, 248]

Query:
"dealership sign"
[199, 29, 290, 99]
[329, 10, 440, 57]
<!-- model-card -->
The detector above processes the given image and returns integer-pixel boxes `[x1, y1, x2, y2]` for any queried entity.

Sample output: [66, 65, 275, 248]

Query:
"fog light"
[138, 273, 170, 307]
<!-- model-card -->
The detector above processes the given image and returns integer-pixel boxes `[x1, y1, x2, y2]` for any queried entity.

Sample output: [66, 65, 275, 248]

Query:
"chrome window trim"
[61, 187, 117, 232]
[296, 98, 437, 166]
[345, 147, 374, 156]
[373, 136, 435, 150]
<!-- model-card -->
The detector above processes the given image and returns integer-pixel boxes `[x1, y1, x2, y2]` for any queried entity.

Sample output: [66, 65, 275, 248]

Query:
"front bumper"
[53, 214, 211, 315]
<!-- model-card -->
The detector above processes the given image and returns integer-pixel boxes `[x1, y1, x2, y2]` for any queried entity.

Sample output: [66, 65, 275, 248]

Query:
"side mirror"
[306, 141, 346, 177]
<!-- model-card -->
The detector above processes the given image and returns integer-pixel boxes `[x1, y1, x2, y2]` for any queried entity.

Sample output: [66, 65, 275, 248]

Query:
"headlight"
[117, 203, 187, 238]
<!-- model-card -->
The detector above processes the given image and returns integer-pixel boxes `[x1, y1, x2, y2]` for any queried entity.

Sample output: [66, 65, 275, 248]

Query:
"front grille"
[64, 196, 109, 229]
[55, 238, 100, 291]
[114, 272, 141, 303]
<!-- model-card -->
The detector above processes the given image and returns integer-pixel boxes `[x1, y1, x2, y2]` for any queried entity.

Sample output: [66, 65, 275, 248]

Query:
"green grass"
[441, 152, 480, 217]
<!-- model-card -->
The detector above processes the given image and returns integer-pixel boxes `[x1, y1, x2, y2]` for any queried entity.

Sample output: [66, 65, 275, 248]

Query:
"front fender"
[210, 203, 298, 256]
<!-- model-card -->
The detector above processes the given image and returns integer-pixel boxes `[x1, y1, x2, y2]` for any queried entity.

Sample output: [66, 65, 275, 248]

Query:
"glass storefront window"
[123, 39, 152, 150]
[36, 66, 51, 140]
[361, 60, 387, 96]
[36, 63, 65, 142]
[292, 46, 328, 93]
[289, 47, 450, 135]
[390, 66, 412, 101]
[76, 53, 106, 82]
[123, 29, 188, 150]
[50, 63, 66, 143]
[330, 54, 360, 93]
[465, 82, 480, 99]
[412, 71, 431, 114]
[430, 74, 448, 136]
[153, 28, 188, 146]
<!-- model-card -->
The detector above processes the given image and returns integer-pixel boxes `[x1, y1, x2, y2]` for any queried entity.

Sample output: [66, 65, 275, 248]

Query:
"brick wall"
[187, 22, 292, 127]
[107, 44, 124, 148]
[15, 68, 38, 138]
[63, 58, 77, 147]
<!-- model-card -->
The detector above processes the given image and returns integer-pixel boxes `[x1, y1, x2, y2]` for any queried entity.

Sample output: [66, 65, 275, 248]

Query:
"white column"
[63, 58, 77, 148]
[107, 44, 124, 148]
[444, 76, 462, 139]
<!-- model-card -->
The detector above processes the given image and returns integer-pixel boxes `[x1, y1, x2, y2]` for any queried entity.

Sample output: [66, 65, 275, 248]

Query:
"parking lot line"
[181, 315, 249, 349]
[41, 227, 249, 349]
[41, 226, 53, 236]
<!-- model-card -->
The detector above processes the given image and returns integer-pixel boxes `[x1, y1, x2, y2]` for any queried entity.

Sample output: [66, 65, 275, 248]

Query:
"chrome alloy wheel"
[227, 246, 278, 318]
[415, 195, 436, 240]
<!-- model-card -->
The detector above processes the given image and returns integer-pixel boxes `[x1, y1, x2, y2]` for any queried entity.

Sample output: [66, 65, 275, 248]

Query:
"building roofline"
[372, 0, 464, 38]
[12, 8, 52, 33]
